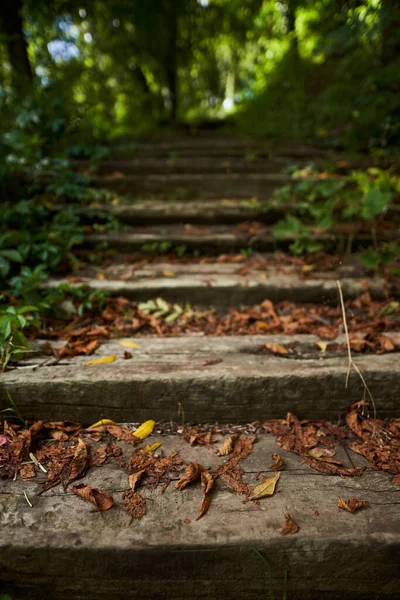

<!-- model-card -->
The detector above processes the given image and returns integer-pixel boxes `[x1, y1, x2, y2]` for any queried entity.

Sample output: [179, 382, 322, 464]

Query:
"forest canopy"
[0, 0, 399, 150]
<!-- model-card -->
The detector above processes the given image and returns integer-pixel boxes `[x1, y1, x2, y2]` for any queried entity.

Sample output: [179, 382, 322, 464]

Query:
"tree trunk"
[0, 0, 32, 87]
[381, 0, 400, 66]
[165, 4, 178, 123]
[285, 0, 299, 54]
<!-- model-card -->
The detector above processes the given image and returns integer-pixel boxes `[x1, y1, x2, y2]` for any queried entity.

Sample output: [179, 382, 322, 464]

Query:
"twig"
[24, 491, 33, 508]
[336, 280, 376, 418]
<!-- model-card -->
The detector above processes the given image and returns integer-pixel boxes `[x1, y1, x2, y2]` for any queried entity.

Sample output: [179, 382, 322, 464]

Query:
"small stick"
[24, 491, 33, 508]
[336, 280, 376, 418]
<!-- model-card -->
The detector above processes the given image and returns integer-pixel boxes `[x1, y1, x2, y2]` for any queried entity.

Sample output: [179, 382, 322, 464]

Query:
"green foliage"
[0, 302, 39, 369]
[271, 167, 400, 266]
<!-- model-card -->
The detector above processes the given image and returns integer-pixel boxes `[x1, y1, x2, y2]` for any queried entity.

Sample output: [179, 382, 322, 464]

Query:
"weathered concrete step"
[3, 335, 400, 423]
[86, 225, 399, 254]
[45, 265, 395, 306]
[1, 432, 398, 599]
[76, 156, 303, 175]
[95, 173, 289, 199]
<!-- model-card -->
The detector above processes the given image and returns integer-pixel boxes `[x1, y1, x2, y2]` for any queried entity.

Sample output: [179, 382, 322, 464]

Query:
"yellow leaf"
[85, 355, 116, 366]
[143, 442, 162, 454]
[316, 341, 327, 352]
[302, 264, 315, 272]
[221, 161, 231, 167]
[119, 340, 141, 349]
[162, 270, 175, 277]
[133, 420, 156, 440]
[256, 321, 269, 329]
[87, 419, 116, 430]
[249, 472, 280, 500]
[111, 197, 120, 205]
[96, 272, 105, 280]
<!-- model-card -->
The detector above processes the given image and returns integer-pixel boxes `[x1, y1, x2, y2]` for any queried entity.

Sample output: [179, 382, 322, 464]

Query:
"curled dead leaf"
[249, 472, 280, 500]
[71, 483, 114, 511]
[134, 420, 156, 440]
[201, 468, 214, 494]
[68, 438, 88, 483]
[269, 453, 285, 471]
[282, 513, 299, 535]
[128, 469, 146, 491]
[196, 493, 211, 521]
[175, 463, 202, 490]
[337, 496, 369, 513]
[217, 434, 238, 456]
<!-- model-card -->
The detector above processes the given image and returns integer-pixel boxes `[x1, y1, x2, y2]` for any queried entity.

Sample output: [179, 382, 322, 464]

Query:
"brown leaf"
[11, 430, 31, 460]
[68, 438, 88, 483]
[175, 463, 202, 491]
[196, 493, 211, 521]
[71, 483, 114, 511]
[201, 468, 214, 494]
[337, 496, 369, 513]
[303, 456, 366, 477]
[122, 491, 146, 519]
[217, 434, 238, 456]
[281, 513, 299, 535]
[89, 446, 108, 468]
[392, 474, 400, 486]
[106, 425, 138, 445]
[20, 463, 36, 479]
[263, 343, 288, 356]
[269, 453, 285, 471]
[220, 467, 252, 497]
[182, 426, 213, 448]
[249, 472, 280, 500]
[128, 469, 146, 491]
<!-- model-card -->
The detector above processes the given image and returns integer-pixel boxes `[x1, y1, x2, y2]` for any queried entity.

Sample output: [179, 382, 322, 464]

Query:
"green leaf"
[359, 248, 380, 269]
[0, 249, 23, 262]
[271, 216, 301, 239]
[361, 189, 392, 220]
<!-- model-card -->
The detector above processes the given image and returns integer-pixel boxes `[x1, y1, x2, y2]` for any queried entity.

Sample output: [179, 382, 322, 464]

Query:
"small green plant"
[138, 298, 196, 323]
[1, 389, 26, 427]
[271, 167, 400, 265]
[250, 545, 288, 600]
[0, 303, 39, 370]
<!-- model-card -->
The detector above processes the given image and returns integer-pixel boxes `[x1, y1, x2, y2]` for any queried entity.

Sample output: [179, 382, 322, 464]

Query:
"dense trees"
[0, 0, 398, 148]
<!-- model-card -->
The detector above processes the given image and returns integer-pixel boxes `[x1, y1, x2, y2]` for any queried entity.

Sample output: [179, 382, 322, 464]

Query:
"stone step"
[1, 431, 398, 600]
[76, 156, 305, 175]
[94, 173, 289, 200]
[85, 224, 399, 255]
[65, 198, 400, 227]
[3, 335, 400, 423]
[45, 262, 395, 306]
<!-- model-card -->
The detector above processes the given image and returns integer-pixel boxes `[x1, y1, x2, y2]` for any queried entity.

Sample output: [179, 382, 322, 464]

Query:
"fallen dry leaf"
[337, 496, 369, 513]
[392, 474, 400, 486]
[162, 269, 176, 277]
[282, 513, 299, 535]
[263, 343, 288, 356]
[20, 463, 36, 479]
[249, 472, 280, 500]
[72, 483, 114, 511]
[196, 493, 211, 521]
[143, 442, 162, 454]
[134, 420, 156, 440]
[269, 453, 285, 471]
[201, 468, 214, 494]
[119, 340, 141, 348]
[87, 419, 116, 430]
[175, 463, 202, 490]
[128, 470, 146, 491]
[203, 357, 223, 366]
[217, 434, 237, 456]
[67, 438, 88, 483]
[84, 355, 116, 366]
[303, 455, 365, 477]
[122, 491, 146, 519]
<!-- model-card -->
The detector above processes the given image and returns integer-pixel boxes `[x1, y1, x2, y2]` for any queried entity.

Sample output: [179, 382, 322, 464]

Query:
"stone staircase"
[1, 133, 399, 599]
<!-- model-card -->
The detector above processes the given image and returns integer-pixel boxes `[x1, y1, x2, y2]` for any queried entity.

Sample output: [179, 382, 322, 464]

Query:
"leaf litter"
[1, 401, 399, 526]
[24, 292, 400, 361]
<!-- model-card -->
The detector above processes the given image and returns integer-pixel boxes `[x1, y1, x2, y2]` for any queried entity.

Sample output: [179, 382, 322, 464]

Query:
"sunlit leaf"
[84, 355, 116, 366]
